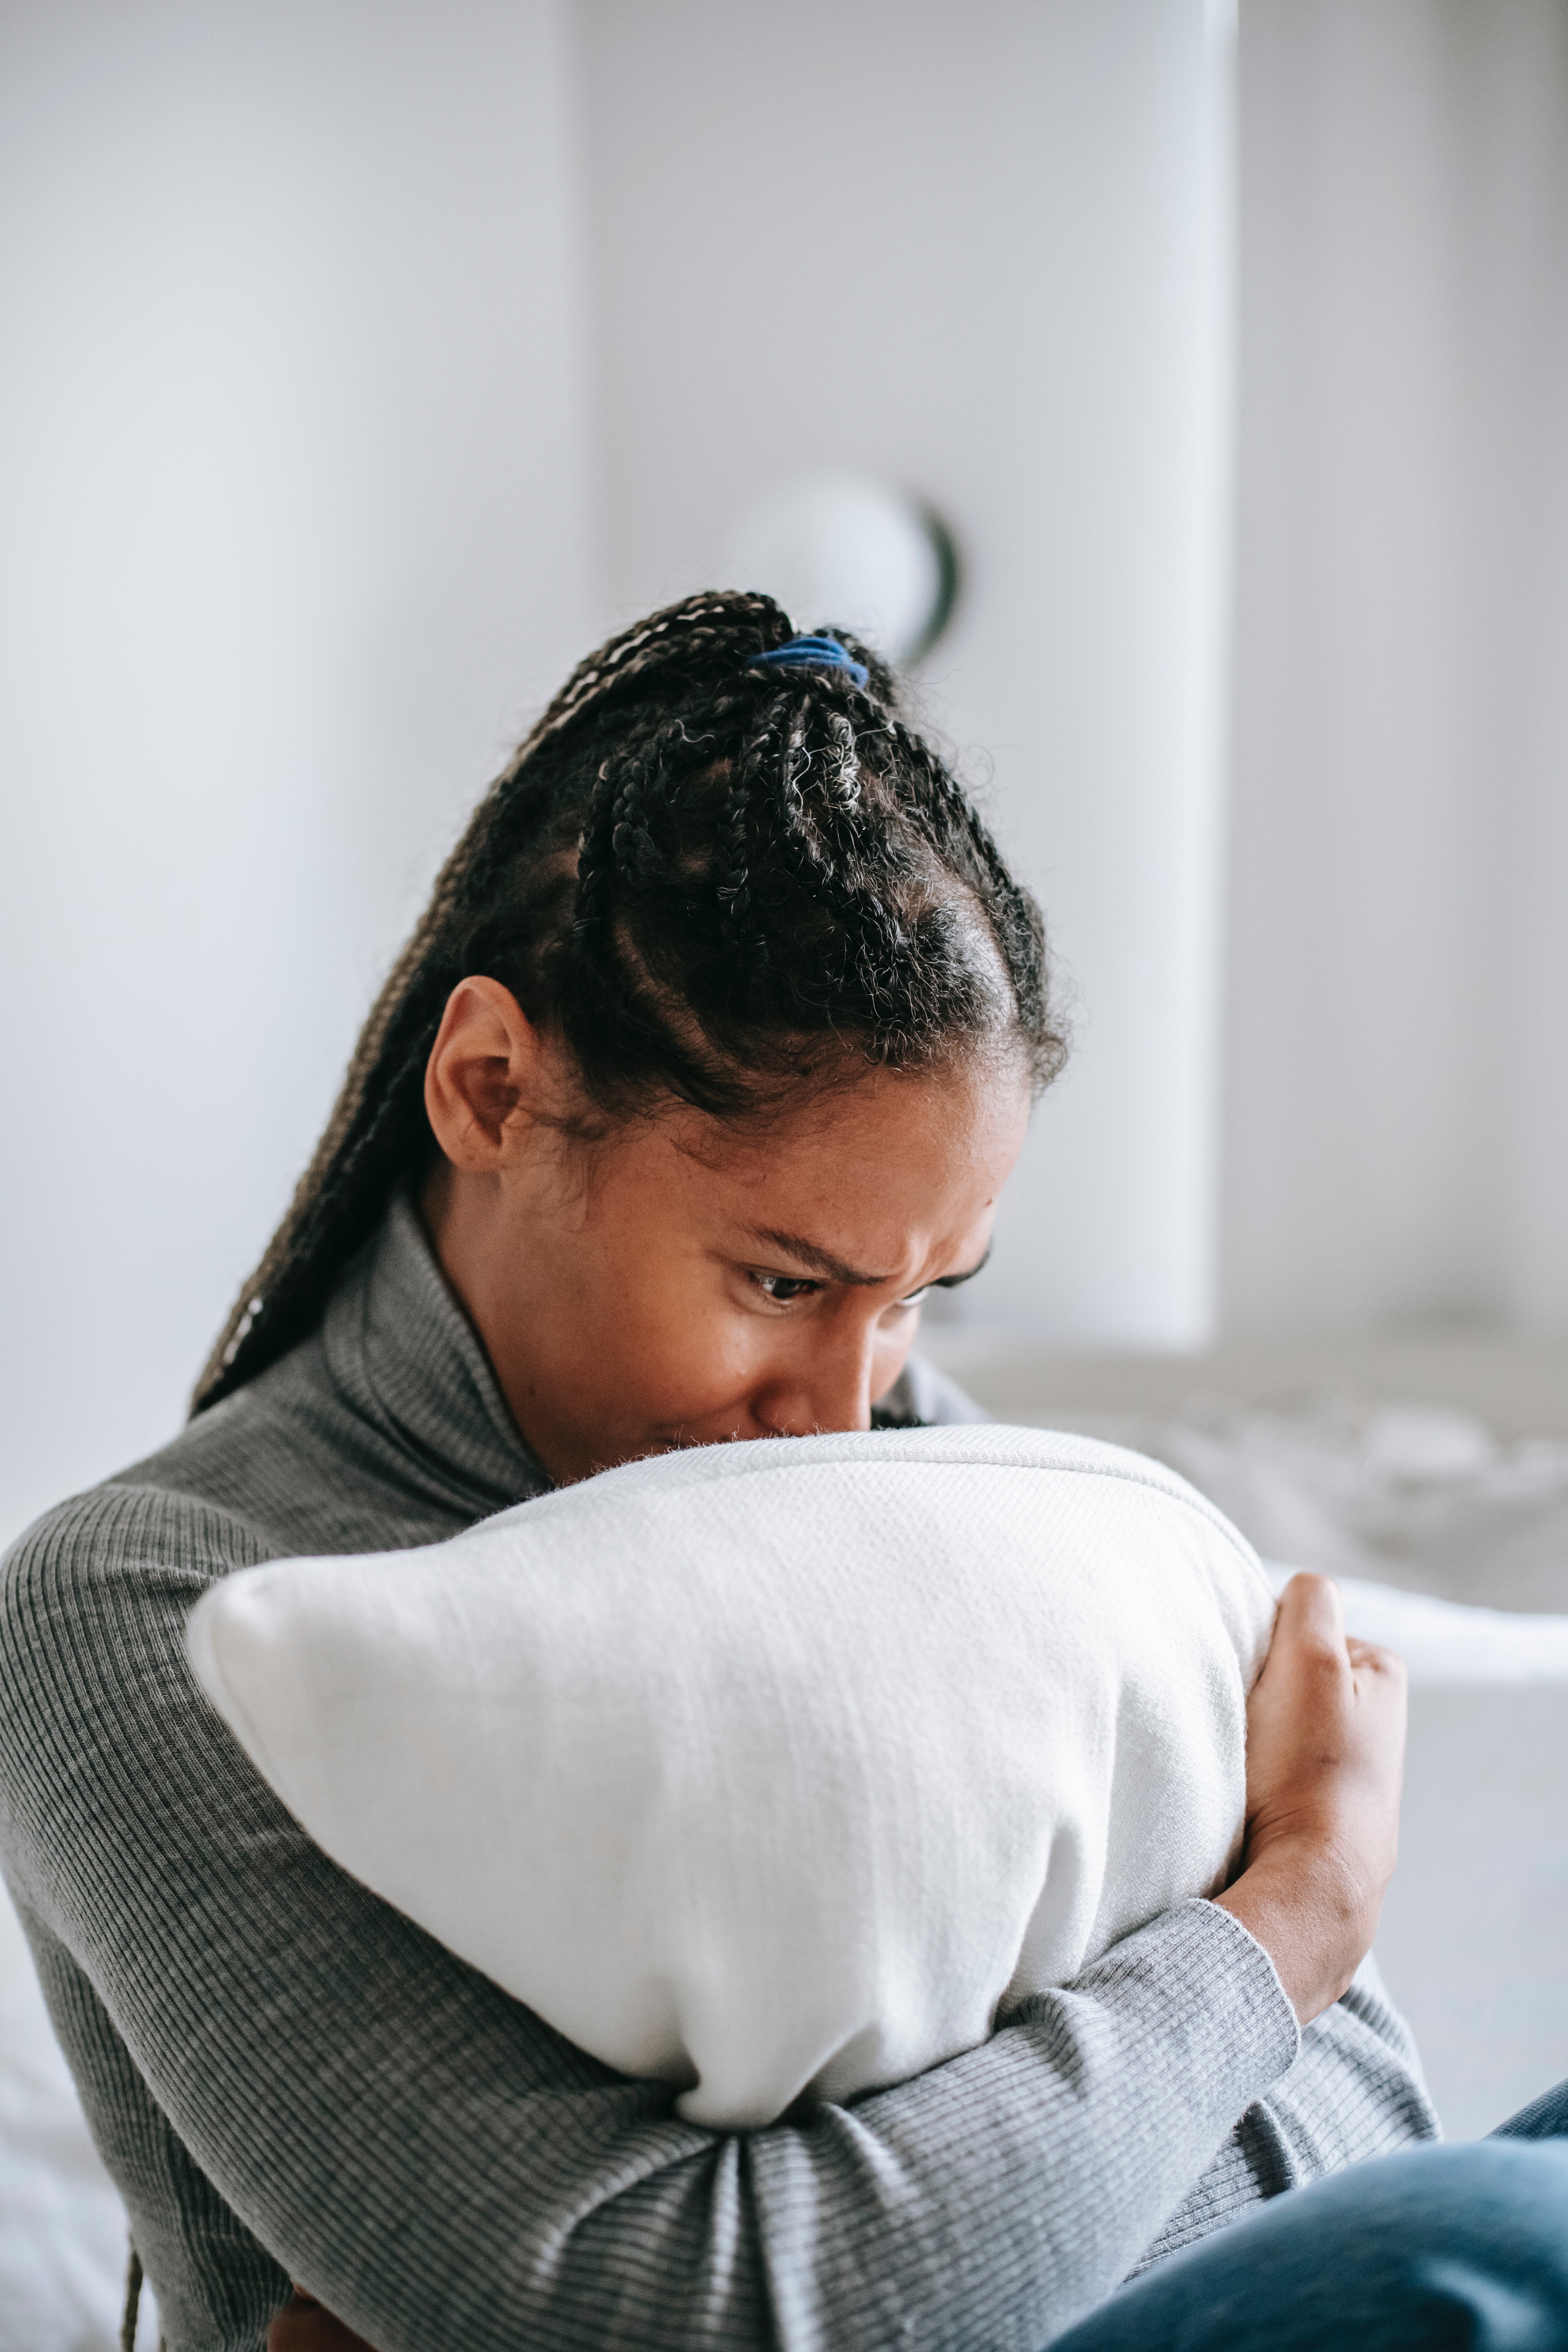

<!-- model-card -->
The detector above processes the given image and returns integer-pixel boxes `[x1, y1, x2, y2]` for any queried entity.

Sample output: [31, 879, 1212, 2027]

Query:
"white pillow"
[187, 1426, 1274, 2128]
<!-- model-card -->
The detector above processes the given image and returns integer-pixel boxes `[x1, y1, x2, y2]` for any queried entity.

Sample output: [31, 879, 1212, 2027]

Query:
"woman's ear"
[424, 978, 547, 1173]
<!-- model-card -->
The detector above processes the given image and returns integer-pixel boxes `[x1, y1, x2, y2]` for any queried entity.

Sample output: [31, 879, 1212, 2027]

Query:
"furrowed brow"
[745, 1231, 994, 1290]
[746, 1229, 889, 1287]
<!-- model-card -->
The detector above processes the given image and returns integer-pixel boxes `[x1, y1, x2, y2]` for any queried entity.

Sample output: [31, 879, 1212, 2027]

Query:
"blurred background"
[3, 6, 1568, 2329]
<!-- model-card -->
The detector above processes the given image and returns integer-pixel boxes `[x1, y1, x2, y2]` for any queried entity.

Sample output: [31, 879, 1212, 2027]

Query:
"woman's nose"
[750, 1324, 878, 1438]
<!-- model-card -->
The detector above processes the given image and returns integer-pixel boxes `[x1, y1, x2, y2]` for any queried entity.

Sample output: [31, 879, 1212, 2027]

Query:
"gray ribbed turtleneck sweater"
[0, 1194, 1437, 2352]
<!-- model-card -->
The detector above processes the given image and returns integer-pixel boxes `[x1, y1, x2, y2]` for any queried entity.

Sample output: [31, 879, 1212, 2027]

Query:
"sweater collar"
[322, 1186, 550, 1519]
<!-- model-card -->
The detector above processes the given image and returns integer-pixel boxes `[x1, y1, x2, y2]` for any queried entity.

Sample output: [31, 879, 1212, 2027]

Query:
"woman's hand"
[268, 2290, 378, 2352]
[1216, 1572, 1407, 2025]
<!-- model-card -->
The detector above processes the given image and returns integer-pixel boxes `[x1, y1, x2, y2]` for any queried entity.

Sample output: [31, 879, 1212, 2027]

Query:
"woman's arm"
[0, 1491, 1406, 2352]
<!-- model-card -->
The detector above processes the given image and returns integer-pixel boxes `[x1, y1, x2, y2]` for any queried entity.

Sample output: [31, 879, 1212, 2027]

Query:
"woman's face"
[422, 980, 1031, 1486]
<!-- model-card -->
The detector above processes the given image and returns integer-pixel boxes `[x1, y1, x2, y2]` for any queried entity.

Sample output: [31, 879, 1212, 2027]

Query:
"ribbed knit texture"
[0, 1196, 1439, 2352]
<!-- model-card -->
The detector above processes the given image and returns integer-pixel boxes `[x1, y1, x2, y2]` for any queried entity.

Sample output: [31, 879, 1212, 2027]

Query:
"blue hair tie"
[748, 633, 870, 691]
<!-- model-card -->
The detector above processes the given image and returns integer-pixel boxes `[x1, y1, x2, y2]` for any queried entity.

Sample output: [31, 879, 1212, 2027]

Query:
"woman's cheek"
[662, 1296, 769, 1407]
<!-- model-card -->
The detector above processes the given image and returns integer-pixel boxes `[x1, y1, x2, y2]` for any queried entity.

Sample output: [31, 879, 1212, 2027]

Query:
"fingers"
[1270, 1574, 1406, 1689]
[1256, 1574, 1352, 1710]
[1346, 1635, 1407, 1684]
[1223, 1573, 1412, 2020]
[1273, 1570, 1347, 1653]
[268, 2296, 379, 2351]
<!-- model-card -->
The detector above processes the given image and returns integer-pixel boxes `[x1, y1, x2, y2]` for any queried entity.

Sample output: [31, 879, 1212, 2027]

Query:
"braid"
[715, 751, 758, 942]
[193, 590, 1065, 1412]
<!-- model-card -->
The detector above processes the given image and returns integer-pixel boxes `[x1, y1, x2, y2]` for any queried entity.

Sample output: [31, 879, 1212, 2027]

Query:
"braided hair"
[193, 590, 1065, 1411]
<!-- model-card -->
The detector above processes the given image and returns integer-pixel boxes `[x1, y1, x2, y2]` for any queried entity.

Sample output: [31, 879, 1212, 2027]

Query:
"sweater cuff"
[1192, 1895, 1302, 2063]
[1067, 1895, 1302, 2109]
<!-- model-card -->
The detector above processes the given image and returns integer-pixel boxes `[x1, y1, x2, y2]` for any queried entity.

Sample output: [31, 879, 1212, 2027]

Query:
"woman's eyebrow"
[743, 1230, 993, 1290]
[746, 1229, 889, 1285]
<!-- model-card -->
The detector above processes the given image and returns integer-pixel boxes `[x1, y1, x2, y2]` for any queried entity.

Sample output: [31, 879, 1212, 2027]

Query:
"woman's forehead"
[653, 1061, 1030, 1245]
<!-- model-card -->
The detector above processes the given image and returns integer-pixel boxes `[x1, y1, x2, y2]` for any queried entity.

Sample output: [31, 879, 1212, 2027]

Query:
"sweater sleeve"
[0, 1482, 1403, 2352]
[14, 1905, 292, 2349]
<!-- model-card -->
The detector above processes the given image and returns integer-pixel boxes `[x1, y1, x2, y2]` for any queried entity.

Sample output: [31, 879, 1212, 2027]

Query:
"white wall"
[1221, 0, 1568, 1334]
[0, 0, 602, 1549]
[574, 0, 1235, 1348]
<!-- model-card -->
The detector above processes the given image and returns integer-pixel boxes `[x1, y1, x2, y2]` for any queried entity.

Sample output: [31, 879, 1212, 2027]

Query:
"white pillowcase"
[187, 1425, 1274, 2128]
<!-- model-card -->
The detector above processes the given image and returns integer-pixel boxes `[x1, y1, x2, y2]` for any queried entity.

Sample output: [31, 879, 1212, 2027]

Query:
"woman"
[0, 593, 1559, 2352]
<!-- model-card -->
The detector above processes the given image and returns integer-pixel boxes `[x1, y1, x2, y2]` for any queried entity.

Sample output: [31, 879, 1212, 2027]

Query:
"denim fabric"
[1048, 2081, 1568, 2352]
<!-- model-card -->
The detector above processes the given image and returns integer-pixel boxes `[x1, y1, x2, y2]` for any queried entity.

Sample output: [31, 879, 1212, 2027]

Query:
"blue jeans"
[1047, 2080, 1568, 2350]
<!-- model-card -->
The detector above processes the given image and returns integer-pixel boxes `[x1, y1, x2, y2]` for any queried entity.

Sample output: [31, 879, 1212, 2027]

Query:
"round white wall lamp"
[720, 471, 960, 668]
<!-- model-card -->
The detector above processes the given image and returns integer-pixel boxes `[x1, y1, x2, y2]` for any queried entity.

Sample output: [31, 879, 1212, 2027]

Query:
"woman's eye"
[895, 1287, 930, 1310]
[753, 1273, 820, 1304]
